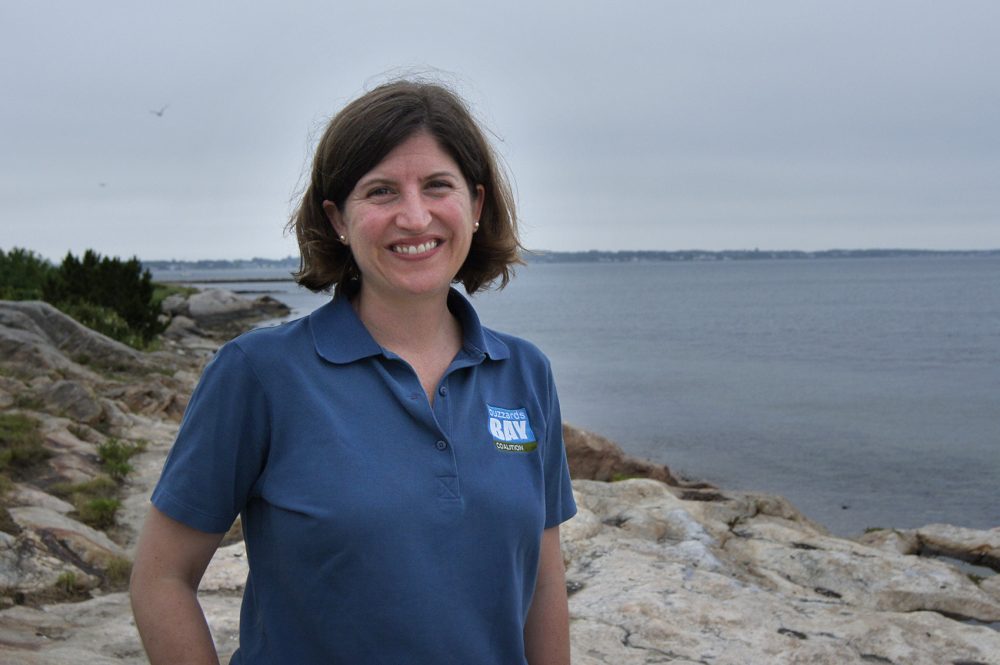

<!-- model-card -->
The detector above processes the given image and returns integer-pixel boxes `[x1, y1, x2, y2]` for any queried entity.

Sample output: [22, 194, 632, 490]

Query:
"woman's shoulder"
[221, 313, 313, 361]
[480, 325, 552, 368]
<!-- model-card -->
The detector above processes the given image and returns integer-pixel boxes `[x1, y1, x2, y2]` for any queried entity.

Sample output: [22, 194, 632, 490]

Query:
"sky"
[3, 1, 999, 261]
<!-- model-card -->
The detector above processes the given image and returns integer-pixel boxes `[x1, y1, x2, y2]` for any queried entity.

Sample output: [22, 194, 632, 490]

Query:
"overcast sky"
[3, 1, 998, 261]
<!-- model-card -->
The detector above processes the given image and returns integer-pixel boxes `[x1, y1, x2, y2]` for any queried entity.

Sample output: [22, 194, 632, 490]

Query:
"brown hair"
[287, 80, 522, 293]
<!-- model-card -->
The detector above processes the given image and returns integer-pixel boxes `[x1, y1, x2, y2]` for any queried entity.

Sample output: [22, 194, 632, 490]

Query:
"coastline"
[1, 290, 997, 663]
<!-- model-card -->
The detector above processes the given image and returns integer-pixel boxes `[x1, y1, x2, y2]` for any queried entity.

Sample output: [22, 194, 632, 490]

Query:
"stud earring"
[339, 235, 348, 244]
[473, 221, 480, 232]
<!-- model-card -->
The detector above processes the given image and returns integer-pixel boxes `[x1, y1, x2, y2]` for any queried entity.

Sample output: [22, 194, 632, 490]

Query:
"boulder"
[161, 314, 203, 339]
[0, 301, 149, 375]
[42, 380, 105, 426]
[0, 529, 99, 595]
[564, 479, 1000, 664]
[183, 289, 288, 330]
[159, 293, 188, 316]
[564, 423, 691, 486]
[9, 506, 128, 571]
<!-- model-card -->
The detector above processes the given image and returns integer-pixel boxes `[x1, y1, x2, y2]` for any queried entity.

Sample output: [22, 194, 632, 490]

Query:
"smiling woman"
[289, 80, 521, 295]
[130, 79, 576, 665]
[321, 131, 485, 307]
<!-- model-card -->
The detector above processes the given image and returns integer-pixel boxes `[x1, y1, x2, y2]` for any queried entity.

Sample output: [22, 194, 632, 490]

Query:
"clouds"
[2, 0, 998, 260]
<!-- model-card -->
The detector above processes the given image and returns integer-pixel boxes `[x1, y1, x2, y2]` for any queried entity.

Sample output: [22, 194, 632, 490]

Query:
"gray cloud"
[2, 0, 998, 260]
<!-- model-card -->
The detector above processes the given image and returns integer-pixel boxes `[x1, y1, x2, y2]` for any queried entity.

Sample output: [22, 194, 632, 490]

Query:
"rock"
[9, 485, 75, 515]
[104, 379, 189, 422]
[159, 293, 188, 316]
[0, 301, 149, 376]
[200, 542, 249, 592]
[37, 421, 103, 485]
[42, 380, 105, 426]
[184, 289, 288, 331]
[162, 314, 203, 339]
[0, 528, 99, 595]
[914, 523, 1000, 571]
[9, 506, 128, 571]
[564, 479, 1000, 664]
[564, 423, 685, 485]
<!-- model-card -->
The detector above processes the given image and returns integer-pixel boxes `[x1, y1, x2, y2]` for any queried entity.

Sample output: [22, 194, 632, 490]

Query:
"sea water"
[161, 256, 1000, 536]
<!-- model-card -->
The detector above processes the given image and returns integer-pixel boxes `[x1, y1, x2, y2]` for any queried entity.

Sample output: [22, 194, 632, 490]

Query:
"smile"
[391, 240, 441, 256]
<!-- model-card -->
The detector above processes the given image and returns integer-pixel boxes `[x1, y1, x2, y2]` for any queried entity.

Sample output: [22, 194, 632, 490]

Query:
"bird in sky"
[149, 104, 169, 117]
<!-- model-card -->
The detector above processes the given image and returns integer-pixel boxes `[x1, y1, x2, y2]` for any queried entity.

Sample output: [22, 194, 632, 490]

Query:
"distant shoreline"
[145, 248, 1000, 277]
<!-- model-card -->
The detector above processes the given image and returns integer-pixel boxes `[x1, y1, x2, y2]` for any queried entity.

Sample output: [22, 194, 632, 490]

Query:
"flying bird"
[149, 104, 169, 117]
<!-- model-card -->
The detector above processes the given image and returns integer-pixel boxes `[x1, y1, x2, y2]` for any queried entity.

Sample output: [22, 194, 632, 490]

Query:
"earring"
[473, 221, 480, 232]
[339, 235, 348, 244]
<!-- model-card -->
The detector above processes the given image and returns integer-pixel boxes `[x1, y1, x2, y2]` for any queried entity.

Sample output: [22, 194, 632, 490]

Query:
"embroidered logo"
[487, 405, 537, 453]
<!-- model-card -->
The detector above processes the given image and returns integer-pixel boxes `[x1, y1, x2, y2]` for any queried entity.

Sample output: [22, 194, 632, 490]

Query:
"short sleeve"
[542, 367, 577, 529]
[151, 341, 271, 533]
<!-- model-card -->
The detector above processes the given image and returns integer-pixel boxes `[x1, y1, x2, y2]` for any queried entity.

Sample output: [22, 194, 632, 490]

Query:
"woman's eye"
[426, 180, 452, 191]
[366, 186, 392, 197]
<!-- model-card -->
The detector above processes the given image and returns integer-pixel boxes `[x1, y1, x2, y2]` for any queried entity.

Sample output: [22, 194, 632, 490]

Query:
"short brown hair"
[287, 80, 522, 294]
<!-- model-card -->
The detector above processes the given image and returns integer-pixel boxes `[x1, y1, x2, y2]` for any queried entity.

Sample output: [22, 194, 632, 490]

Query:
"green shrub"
[0, 248, 55, 300]
[97, 438, 145, 481]
[77, 497, 120, 530]
[43, 249, 165, 348]
[2, 247, 170, 349]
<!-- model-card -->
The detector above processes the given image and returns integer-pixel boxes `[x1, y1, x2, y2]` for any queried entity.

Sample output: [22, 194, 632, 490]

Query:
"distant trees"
[0, 248, 54, 300]
[0, 248, 164, 348]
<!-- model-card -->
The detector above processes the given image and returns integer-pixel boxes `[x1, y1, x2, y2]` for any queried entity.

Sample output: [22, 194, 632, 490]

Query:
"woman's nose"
[394, 190, 432, 230]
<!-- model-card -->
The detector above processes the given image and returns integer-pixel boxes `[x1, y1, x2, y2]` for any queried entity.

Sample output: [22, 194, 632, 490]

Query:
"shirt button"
[435, 440, 448, 451]
[438, 386, 448, 396]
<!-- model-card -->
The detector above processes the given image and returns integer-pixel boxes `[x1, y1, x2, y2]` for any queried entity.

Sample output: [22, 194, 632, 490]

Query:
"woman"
[130, 80, 577, 664]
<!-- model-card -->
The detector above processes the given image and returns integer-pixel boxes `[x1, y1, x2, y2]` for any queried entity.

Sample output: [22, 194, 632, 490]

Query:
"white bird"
[149, 104, 169, 117]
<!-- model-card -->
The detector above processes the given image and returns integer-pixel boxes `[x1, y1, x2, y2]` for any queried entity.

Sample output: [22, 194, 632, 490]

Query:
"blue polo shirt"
[151, 288, 577, 665]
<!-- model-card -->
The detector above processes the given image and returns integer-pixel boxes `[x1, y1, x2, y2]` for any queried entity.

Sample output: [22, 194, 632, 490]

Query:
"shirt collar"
[310, 286, 509, 364]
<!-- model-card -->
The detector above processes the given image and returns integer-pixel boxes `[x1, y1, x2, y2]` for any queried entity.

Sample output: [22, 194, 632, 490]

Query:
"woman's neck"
[353, 286, 461, 359]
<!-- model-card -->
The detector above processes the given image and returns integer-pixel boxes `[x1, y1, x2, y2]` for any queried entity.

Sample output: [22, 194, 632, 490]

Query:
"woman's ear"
[473, 185, 485, 222]
[322, 200, 349, 244]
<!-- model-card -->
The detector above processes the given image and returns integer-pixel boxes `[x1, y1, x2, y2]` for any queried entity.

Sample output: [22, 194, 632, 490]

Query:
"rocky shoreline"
[1, 292, 998, 664]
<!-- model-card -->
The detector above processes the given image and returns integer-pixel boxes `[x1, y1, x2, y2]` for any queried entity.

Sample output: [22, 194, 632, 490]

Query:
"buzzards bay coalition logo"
[487, 405, 537, 453]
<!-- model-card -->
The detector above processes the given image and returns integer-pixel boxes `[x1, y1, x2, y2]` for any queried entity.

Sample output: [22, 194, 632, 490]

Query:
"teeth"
[393, 240, 439, 255]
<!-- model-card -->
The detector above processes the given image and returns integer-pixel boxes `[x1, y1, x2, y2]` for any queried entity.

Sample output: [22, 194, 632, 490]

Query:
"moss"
[10, 393, 45, 411]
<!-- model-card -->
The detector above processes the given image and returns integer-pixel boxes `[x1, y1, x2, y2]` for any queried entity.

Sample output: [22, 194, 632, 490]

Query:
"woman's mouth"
[391, 240, 441, 256]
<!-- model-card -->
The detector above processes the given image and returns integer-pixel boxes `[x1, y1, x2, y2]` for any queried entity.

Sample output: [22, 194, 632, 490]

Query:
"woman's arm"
[524, 525, 571, 665]
[130, 506, 227, 665]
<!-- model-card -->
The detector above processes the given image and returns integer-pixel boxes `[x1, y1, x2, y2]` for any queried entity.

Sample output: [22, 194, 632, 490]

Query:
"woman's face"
[324, 131, 484, 306]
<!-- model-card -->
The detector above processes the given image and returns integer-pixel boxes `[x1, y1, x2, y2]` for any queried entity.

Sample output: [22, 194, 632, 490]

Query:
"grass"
[104, 556, 132, 588]
[50, 476, 120, 530]
[97, 437, 146, 481]
[0, 413, 50, 477]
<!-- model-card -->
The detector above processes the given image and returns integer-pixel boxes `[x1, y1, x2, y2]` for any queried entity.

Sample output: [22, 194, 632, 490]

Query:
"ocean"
[158, 256, 1000, 537]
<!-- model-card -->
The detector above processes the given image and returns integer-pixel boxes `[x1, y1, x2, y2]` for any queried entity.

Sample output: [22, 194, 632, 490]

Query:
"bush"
[42, 249, 165, 348]
[0, 248, 55, 300]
